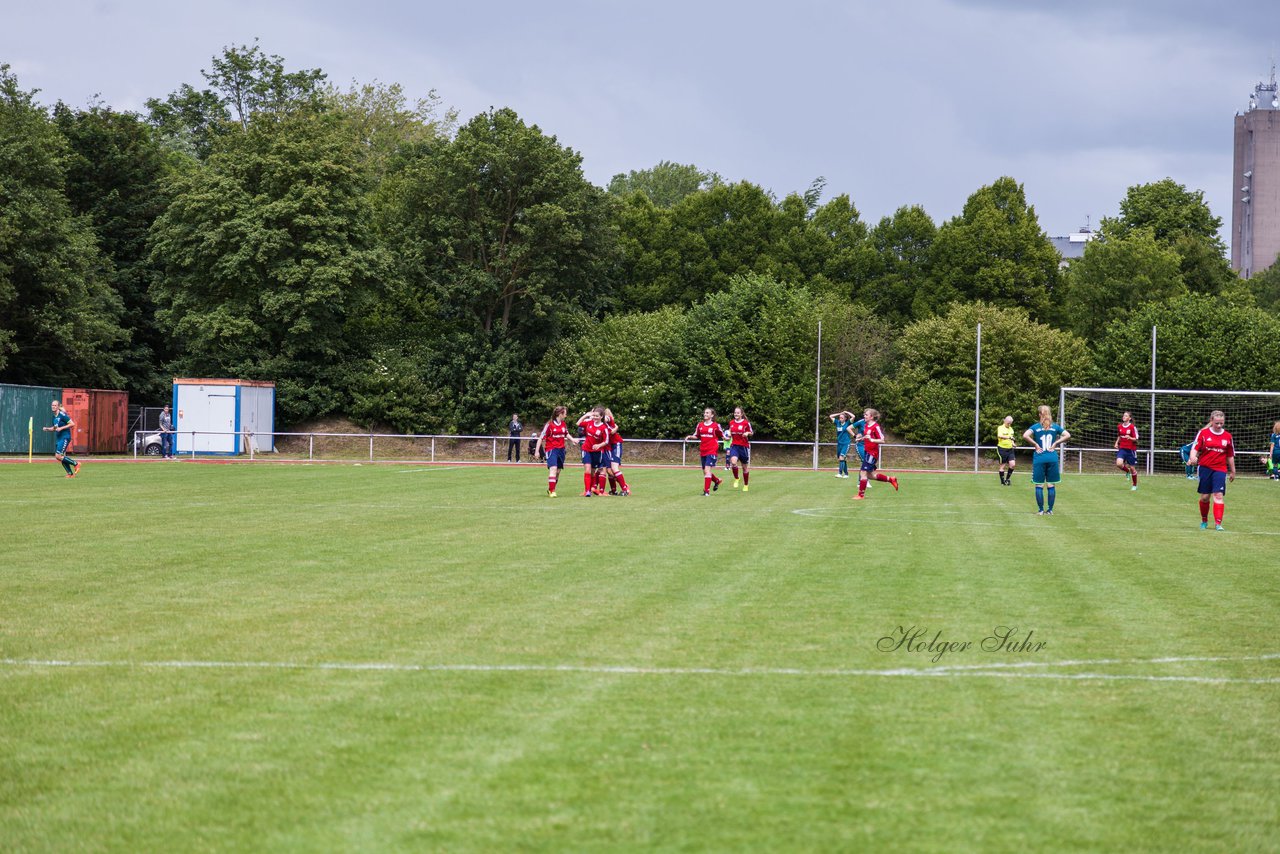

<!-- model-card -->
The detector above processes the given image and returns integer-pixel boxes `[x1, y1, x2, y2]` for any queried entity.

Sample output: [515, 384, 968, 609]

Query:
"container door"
[62, 389, 91, 454]
[200, 393, 237, 453]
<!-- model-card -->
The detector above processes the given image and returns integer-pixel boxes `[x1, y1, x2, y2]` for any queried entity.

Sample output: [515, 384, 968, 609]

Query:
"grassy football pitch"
[1, 460, 1277, 852]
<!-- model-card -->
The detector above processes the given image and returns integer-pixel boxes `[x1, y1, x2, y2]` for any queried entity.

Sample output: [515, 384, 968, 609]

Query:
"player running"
[43, 399, 80, 478]
[1188, 410, 1235, 530]
[686, 408, 725, 496]
[1023, 405, 1069, 516]
[534, 406, 579, 497]
[727, 406, 753, 491]
[852, 408, 897, 500]
[1114, 411, 1140, 491]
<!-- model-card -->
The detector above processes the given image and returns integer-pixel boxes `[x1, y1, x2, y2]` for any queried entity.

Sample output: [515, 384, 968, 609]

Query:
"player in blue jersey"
[1266, 421, 1280, 480]
[43, 399, 80, 477]
[1179, 441, 1196, 479]
[1022, 405, 1069, 515]
[829, 410, 856, 478]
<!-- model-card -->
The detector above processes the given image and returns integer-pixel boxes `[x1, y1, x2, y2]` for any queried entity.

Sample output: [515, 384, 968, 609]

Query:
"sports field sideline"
[2, 461, 1277, 851]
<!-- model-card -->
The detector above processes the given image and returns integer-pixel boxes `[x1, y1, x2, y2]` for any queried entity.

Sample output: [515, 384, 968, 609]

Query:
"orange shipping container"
[61, 388, 129, 454]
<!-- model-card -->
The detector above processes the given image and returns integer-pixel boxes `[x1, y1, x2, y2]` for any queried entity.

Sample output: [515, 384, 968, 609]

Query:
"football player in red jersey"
[579, 407, 613, 497]
[686, 408, 725, 496]
[534, 406, 579, 497]
[1114, 411, 1140, 490]
[603, 408, 631, 496]
[853, 408, 898, 500]
[727, 406, 753, 491]
[1188, 409, 1236, 530]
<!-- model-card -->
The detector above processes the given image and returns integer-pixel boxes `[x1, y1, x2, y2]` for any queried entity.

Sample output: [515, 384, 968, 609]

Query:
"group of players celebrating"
[533, 406, 631, 498]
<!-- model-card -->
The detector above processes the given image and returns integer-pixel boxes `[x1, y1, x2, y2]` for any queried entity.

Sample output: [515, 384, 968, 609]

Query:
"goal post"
[1059, 387, 1280, 476]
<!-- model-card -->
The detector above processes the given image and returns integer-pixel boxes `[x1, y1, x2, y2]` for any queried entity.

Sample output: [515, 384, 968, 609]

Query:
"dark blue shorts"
[545, 448, 566, 470]
[700, 454, 718, 469]
[583, 450, 607, 468]
[729, 445, 749, 464]
[609, 445, 622, 466]
[836, 444, 851, 459]
[56, 438, 70, 455]
[860, 454, 879, 473]
[1197, 467, 1227, 495]
[1116, 448, 1137, 467]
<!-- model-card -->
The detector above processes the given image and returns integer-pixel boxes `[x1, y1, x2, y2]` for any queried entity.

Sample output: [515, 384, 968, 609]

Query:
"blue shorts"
[1032, 456, 1061, 485]
[700, 454, 718, 469]
[1116, 448, 1137, 467]
[545, 447, 566, 470]
[836, 444, 851, 459]
[610, 445, 622, 466]
[860, 454, 879, 473]
[1197, 467, 1227, 495]
[856, 443, 868, 463]
[56, 437, 70, 455]
[583, 450, 607, 468]
[729, 445, 749, 464]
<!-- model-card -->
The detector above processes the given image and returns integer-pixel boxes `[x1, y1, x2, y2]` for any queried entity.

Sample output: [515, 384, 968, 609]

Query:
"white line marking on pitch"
[394, 466, 465, 474]
[3, 654, 1277, 685]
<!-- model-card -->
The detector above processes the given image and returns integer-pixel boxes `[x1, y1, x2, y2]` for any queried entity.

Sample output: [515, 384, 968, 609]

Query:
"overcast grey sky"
[4, 0, 1276, 236]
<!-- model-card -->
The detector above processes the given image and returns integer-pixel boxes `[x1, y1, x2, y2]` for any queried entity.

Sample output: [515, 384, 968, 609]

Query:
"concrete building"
[1049, 225, 1096, 268]
[1232, 65, 1280, 278]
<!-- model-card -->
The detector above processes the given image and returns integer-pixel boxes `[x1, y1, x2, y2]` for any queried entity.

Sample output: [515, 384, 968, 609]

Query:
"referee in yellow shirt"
[997, 415, 1017, 485]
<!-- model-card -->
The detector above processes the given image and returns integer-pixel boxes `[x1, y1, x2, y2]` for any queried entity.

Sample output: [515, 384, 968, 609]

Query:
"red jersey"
[1117, 422, 1139, 451]
[693, 421, 724, 455]
[862, 422, 885, 457]
[582, 420, 611, 453]
[729, 418, 752, 447]
[606, 418, 623, 447]
[1193, 427, 1234, 472]
[542, 420, 568, 450]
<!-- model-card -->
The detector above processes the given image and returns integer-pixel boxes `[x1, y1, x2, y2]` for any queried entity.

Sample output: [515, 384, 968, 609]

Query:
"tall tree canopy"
[0, 66, 126, 387]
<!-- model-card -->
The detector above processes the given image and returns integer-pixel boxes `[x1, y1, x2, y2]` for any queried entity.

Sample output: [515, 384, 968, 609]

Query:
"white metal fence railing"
[129, 430, 1279, 476]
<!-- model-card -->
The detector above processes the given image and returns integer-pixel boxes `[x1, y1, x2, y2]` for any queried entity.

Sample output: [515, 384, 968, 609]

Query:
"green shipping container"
[0, 383, 62, 455]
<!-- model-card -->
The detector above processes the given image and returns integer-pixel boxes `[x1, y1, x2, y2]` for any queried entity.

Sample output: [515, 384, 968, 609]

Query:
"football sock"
[61, 458, 73, 473]
[548, 476, 557, 493]
[743, 471, 749, 486]
[616, 473, 628, 491]
[999, 471, 1005, 484]
[1047, 486, 1055, 511]
[584, 472, 594, 492]
[1035, 486, 1044, 512]
[711, 474, 722, 486]
[858, 477, 867, 497]
[731, 465, 739, 481]
[704, 476, 712, 493]
[607, 472, 617, 490]
[1131, 471, 1138, 486]
[1199, 497, 1210, 522]
[1213, 501, 1224, 526]
[874, 472, 890, 483]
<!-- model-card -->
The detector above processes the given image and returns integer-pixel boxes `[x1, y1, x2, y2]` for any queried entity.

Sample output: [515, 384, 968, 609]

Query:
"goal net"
[1059, 387, 1280, 476]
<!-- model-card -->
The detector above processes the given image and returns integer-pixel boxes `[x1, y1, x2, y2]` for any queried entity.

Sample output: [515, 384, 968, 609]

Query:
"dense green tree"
[1094, 294, 1280, 390]
[861, 205, 937, 323]
[52, 102, 173, 399]
[607, 160, 719, 208]
[324, 80, 456, 179]
[0, 66, 126, 387]
[924, 177, 1060, 320]
[379, 107, 617, 340]
[1104, 178, 1236, 296]
[775, 192, 874, 295]
[1243, 254, 1280, 312]
[146, 41, 326, 160]
[879, 302, 1093, 445]
[1058, 227, 1186, 341]
[148, 107, 388, 421]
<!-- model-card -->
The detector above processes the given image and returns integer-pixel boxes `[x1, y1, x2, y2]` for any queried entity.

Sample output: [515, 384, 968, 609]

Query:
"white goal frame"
[1060, 387, 1280, 476]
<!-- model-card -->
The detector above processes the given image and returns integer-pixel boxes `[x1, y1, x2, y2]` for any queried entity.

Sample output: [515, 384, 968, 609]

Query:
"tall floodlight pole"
[813, 320, 823, 470]
[973, 323, 982, 472]
[1149, 325, 1157, 475]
